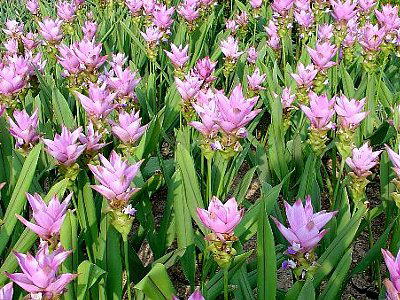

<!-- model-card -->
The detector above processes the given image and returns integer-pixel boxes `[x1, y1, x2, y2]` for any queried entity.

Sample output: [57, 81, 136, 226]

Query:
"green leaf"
[313, 206, 366, 287]
[257, 192, 277, 300]
[176, 143, 204, 231]
[52, 88, 76, 129]
[298, 279, 315, 300]
[319, 248, 352, 300]
[0, 143, 41, 255]
[134, 263, 176, 300]
[77, 261, 106, 300]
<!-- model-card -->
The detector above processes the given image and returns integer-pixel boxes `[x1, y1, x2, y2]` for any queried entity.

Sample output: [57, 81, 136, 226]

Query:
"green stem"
[223, 267, 229, 300]
[207, 158, 212, 203]
[333, 159, 345, 210]
[123, 238, 132, 300]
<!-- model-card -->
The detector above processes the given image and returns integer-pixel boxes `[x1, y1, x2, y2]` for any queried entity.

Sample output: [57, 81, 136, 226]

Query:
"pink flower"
[318, 24, 334, 41]
[271, 0, 294, 15]
[3, 20, 23, 38]
[143, 0, 156, 14]
[82, 20, 97, 40]
[107, 66, 141, 100]
[235, 12, 248, 27]
[272, 196, 337, 252]
[141, 26, 163, 45]
[197, 196, 244, 238]
[345, 143, 381, 177]
[247, 46, 258, 63]
[265, 20, 280, 50]
[38, 18, 64, 44]
[26, 0, 39, 14]
[281, 87, 296, 108]
[189, 89, 220, 137]
[126, 0, 142, 15]
[226, 20, 238, 32]
[386, 145, 400, 178]
[88, 151, 142, 205]
[8, 109, 39, 148]
[247, 68, 266, 91]
[307, 41, 337, 70]
[359, 23, 385, 51]
[193, 56, 216, 83]
[57, 43, 82, 75]
[334, 95, 368, 128]
[382, 249, 400, 300]
[175, 74, 203, 101]
[0, 283, 13, 300]
[294, 9, 314, 28]
[22, 32, 40, 51]
[4, 39, 18, 55]
[375, 4, 400, 33]
[173, 290, 205, 300]
[250, 0, 263, 9]
[358, 0, 375, 12]
[164, 44, 189, 68]
[56, 1, 77, 22]
[16, 192, 72, 240]
[43, 126, 86, 166]
[300, 92, 335, 129]
[153, 5, 175, 29]
[110, 110, 148, 144]
[291, 63, 318, 89]
[295, 0, 310, 10]
[330, 0, 358, 22]
[75, 83, 116, 119]
[178, 3, 200, 22]
[216, 85, 261, 136]
[0, 62, 28, 96]
[6, 242, 77, 298]
[79, 122, 106, 153]
[220, 36, 243, 59]
[72, 39, 107, 70]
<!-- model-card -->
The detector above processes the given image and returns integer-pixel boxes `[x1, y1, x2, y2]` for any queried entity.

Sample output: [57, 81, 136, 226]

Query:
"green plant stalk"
[123, 237, 132, 300]
[207, 158, 212, 202]
[223, 267, 229, 300]
[333, 159, 346, 209]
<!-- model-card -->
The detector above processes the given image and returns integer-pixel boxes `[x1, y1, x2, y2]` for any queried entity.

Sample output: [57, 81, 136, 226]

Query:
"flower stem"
[123, 237, 132, 300]
[223, 267, 229, 300]
[207, 158, 212, 203]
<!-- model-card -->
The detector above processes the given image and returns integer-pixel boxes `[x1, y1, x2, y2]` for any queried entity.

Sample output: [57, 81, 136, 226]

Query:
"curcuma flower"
[38, 18, 64, 44]
[152, 5, 175, 30]
[216, 85, 261, 137]
[300, 92, 335, 130]
[26, 0, 39, 15]
[56, 1, 77, 22]
[346, 143, 381, 205]
[110, 110, 148, 145]
[88, 150, 142, 209]
[247, 68, 266, 92]
[292, 63, 318, 91]
[346, 143, 381, 177]
[193, 56, 216, 84]
[164, 44, 189, 69]
[43, 126, 86, 166]
[307, 41, 337, 70]
[173, 290, 205, 300]
[72, 39, 107, 71]
[6, 242, 77, 299]
[0, 283, 13, 300]
[272, 196, 336, 253]
[107, 66, 141, 101]
[8, 109, 40, 149]
[220, 36, 243, 60]
[330, 0, 357, 23]
[79, 122, 107, 154]
[16, 192, 72, 242]
[197, 197, 244, 238]
[382, 249, 400, 300]
[3, 20, 23, 38]
[386, 145, 400, 178]
[82, 21, 98, 40]
[57, 43, 82, 76]
[75, 83, 116, 120]
[334, 95, 368, 129]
